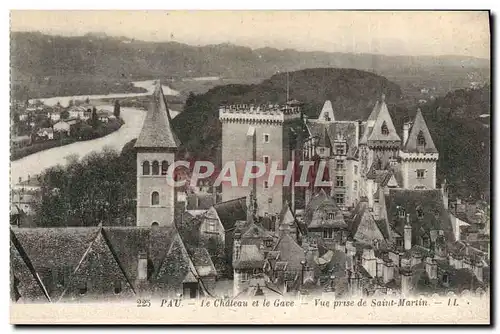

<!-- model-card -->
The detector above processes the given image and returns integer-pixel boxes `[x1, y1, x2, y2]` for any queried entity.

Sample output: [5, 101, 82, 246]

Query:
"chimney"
[400, 268, 412, 296]
[354, 121, 360, 147]
[305, 187, 312, 206]
[425, 257, 438, 280]
[212, 185, 218, 205]
[346, 240, 356, 257]
[404, 214, 412, 251]
[367, 179, 374, 208]
[411, 253, 422, 267]
[403, 122, 410, 146]
[137, 251, 148, 281]
[474, 261, 484, 282]
[441, 180, 448, 210]
[233, 230, 242, 261]
[362, 248, 377, 278]
[376, 258, 384, 278]
[383, 260, 395, 283]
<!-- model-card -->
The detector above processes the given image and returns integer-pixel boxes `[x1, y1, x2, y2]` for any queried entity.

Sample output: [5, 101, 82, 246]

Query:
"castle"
[219, 95, 489, 298]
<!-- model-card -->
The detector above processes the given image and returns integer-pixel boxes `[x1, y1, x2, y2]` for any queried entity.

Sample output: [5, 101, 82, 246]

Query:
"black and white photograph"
[8, 10, 491, 324]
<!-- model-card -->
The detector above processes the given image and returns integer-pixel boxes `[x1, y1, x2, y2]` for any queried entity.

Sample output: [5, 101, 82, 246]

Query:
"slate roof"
[186, 247, 217, 277]
[234, 244, 265, 270]
[10, 226, 214, 301]
[410, 261, 485, 295]
[234, 277, 282, 299]
[213, 197, 247, 231]
[360, 96, 401, 145]
[349, 200, 369, 235]
[135, 80, 181, 149]
[307, 121, 359, 158]
[278, 201, 306, 235]
[272, 234, 305, 272]
[186, 193, 216, 210]
[303, 189, 329, 226]
[102, 226, 177, 281]
[319, 100, 335, 121]
[403, 109, 438, 153]
[384, 189, 455, 244]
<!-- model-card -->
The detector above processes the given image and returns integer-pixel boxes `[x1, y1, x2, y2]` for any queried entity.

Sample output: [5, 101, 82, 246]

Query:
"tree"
[60, 109, 69, 120]
[91, 107, 98, 129]
[114, 100, 121, 118]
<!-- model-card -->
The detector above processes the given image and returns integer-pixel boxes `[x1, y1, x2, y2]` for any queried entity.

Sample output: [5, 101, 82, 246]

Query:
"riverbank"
[11, 118, 124, 161]
[13, 76, 148, 102]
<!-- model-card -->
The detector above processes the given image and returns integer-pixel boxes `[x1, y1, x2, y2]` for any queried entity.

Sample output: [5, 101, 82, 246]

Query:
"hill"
[173, 68, 402, 160]
[172, 69, 490, 201]
[11, 32, 489, 99]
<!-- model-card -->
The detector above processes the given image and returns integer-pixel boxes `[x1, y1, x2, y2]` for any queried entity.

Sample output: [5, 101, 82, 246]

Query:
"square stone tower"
[219, 101, 301, 216]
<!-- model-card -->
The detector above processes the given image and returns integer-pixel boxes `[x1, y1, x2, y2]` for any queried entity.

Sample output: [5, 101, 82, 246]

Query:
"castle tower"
[359, 94, 401, 177]
[219, 101, 301, 216]
[399, 109, 438, 190]
[135, 81, 181, 227]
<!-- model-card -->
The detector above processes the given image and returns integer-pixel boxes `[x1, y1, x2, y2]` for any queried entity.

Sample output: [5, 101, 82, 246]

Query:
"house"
[303, 189, 349, 247]
[97, 110, 113, 123]
[11, 193, 36, 216]
[69, 106, 92, 120]
[197, 197, 247, 270]
[47, 112, 61, 122]
[53, 119, 80, 136]
[36, 128, 54, 140]
[10, 226, 217, 303]
[18, 112, 29, 121]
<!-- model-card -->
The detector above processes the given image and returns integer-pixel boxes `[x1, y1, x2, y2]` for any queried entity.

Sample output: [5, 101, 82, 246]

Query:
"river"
[29, 80, 181, 107]
[13, 80, 180, 186]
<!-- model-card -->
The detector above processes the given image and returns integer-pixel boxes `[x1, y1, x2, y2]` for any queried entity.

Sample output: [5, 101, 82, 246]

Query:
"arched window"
[416, 206, 424, 219]
[151, 222, 159, 227]
[152, 161, 160, 175]
[79, 282, 88, 296]
[151, 191, 160, 206]
[381, 121, 389, 135]
[142, 161, 150, 175]
[161, 160, 169, 175]
[114, 280, 122, 294]
[417, 131, 426, 146]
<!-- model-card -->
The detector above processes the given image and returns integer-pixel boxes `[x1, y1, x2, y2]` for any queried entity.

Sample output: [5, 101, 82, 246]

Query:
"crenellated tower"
[219, 101, 302, 216]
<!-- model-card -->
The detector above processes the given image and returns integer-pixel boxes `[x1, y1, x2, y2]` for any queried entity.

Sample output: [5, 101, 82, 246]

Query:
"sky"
[10, 10, 490, 59]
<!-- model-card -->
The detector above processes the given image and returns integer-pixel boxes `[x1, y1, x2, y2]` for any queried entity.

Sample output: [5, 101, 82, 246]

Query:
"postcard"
[9, 10, 490, 324]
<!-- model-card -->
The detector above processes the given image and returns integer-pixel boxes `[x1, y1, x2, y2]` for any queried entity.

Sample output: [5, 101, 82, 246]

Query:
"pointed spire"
[402, 109, 438, 153]
[367, 95, 401, 143]
[135, 80, 180, 149]
[320, 100, 335, 121]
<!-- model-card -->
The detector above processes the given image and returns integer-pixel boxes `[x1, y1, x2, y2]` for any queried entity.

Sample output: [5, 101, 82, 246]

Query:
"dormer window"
[328, 212, 335, 220]
[381, 122, 389, 135]
[398, 207, 406, 218]
[335, 144, 346, 155]
[417, 131, 426, 147]
[417, 207, 424, 219]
